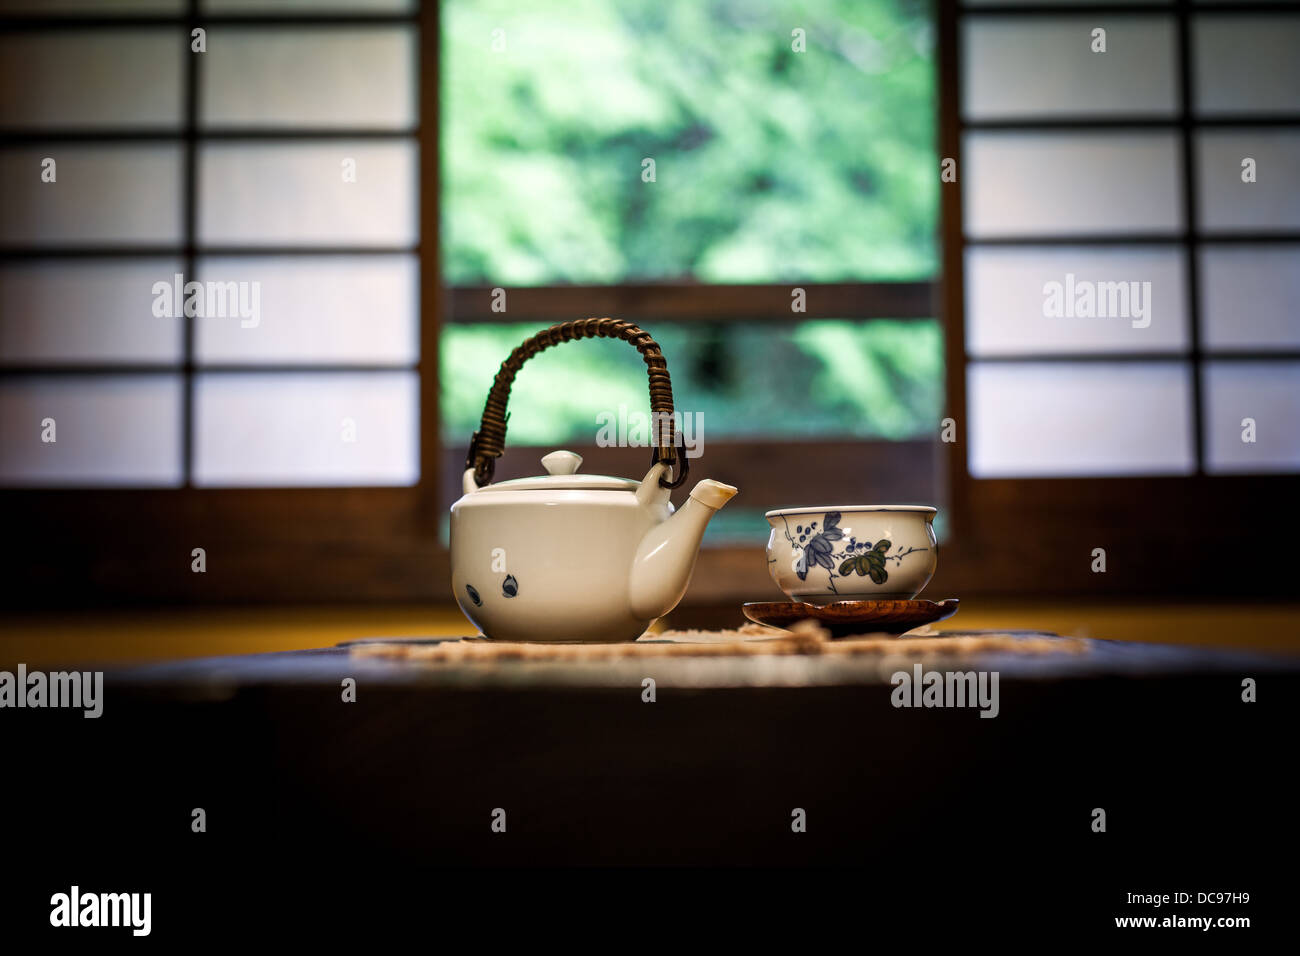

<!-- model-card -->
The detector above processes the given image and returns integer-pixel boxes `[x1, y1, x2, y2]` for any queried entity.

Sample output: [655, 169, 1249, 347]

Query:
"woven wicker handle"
[465, 317, 689, 490]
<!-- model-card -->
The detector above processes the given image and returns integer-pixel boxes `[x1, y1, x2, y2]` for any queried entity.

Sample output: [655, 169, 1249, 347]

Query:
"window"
[5, 1, 1290, 605]
[939, 0, 1299, 595]
[439, 0, 944, 549]
[0, 0, 421, 489]
[956, 2, 1300, 478]
[1, 1, 435, 603]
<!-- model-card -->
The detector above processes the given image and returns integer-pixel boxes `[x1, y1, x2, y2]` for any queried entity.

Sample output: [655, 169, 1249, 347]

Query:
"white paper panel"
[194, 371, 418, 486]
[201, 27, 416, 128]
[1194, 15, 1300, 115]
[968, 361, 1195, 476]
[194, 255, 418, 365]
[197, 142, 418, 247]
[0, 258, 184, 365]
[962, 16, 1177, 119]
[1203, 361, 1300, 472]
[965, 246, 1188, 356]
[0, 145, 183, 247]
[963, 132, 1183, 238]
[0, 375, 183, 486]
[0, 30, 184, 130]
[1199, 244, 1300, 350]
[1196, 130, 1300, 232]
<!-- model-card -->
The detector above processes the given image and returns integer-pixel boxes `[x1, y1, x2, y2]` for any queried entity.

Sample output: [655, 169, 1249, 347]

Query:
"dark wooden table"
[6, 631, 1294, 934]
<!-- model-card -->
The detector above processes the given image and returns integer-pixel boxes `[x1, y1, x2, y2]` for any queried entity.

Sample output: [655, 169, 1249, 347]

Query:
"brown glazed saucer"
[742, 598, 959, 638]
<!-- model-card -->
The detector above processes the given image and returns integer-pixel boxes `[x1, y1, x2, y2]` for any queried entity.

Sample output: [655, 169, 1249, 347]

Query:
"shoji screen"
[0, 0, 420, 487]
[958, 0, 1300, 478]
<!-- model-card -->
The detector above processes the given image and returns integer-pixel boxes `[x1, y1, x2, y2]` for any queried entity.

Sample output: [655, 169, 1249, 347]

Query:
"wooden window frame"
[3, 1, 1293, 609]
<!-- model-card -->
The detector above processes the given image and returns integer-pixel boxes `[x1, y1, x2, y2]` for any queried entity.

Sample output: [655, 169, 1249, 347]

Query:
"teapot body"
[450, 488, 672, 643]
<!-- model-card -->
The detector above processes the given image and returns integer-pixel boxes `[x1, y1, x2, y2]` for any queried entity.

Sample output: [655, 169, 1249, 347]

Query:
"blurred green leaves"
[440, 0, 942, 449]
[441, 0, 937, 284]
[442, 319, 942, 444]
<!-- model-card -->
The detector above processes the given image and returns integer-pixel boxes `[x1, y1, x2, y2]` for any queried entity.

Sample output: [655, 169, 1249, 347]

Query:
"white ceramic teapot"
[449, 319, 738, 643]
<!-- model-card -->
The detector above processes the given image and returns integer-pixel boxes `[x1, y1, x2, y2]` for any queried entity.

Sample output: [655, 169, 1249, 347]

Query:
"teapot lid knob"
[540, 450, 583, 476]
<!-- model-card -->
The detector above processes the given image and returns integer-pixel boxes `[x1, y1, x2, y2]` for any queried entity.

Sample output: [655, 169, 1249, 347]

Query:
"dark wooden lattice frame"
[2, 1, 1295, 606]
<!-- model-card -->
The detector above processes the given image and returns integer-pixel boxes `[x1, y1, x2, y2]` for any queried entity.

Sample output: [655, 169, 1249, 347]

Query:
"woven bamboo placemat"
[349, 622, 1088, 663]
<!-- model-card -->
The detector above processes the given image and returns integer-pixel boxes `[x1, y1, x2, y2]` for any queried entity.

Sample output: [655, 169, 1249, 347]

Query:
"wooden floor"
[3, 599, 1298, 667]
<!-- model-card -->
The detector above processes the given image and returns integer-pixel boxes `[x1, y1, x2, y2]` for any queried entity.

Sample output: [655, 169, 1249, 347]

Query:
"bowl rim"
[764, 505, 937, 518]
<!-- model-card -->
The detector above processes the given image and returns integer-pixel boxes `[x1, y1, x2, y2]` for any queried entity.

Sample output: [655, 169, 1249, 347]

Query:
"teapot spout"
[629, 479, 738, 621]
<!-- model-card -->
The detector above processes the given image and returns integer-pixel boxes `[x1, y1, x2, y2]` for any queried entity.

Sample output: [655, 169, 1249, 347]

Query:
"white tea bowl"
[765, 506, 937, 604]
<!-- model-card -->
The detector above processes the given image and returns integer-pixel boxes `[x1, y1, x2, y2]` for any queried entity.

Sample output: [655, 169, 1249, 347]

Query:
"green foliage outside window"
[442, 0, 937, 284]
[440, 0, 940, 448]
[442, 319, 942, 444]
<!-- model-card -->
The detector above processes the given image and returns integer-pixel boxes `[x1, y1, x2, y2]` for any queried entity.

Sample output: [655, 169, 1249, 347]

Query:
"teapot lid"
[473, 450, 638, 492]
